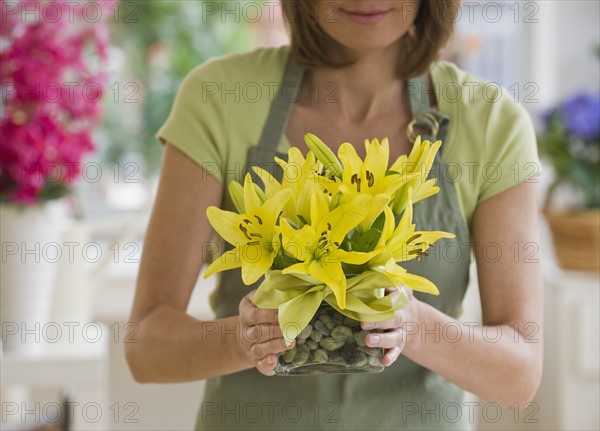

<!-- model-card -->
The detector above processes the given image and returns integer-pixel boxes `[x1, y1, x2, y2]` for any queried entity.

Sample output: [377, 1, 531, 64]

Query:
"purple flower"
[562, 93, 600, 140]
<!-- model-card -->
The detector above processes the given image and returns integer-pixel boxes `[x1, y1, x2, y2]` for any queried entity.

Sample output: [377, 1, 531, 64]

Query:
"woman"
[126, 1, 543, 429]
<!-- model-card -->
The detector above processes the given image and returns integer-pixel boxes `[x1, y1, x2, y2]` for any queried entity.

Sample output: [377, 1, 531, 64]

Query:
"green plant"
[98, 0, 257, 175]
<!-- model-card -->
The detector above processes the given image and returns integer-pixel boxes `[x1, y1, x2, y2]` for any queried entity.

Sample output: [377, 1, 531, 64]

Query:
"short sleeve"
[156, 60, 227, 182]
[478, 89, 542, 203]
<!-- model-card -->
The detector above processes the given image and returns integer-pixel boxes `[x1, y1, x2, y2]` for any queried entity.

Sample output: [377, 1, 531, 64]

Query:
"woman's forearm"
[125, 306, 254, 383]
[401, 300, 543, 407]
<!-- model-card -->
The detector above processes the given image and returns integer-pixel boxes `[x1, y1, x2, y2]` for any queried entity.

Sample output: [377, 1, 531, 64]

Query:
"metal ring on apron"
[406, 112, 440, 142]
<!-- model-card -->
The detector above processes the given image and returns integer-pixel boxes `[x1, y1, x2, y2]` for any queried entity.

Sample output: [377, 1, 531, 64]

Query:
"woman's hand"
[238, 290, 295, 376]
[361, 286, 419, 367]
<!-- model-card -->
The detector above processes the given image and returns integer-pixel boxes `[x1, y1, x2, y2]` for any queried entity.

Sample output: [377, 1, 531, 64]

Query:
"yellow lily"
[338, 138, 413, 231]
[252, 147, 323, 227]
[204, 174, 292, 285]
[390, 136, 442, 215]
[369, 198, 455, 295]
[280, 191, 378, 309]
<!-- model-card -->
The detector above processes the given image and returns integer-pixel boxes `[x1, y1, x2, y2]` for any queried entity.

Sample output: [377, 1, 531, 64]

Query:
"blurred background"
[1, 1, 598, 430]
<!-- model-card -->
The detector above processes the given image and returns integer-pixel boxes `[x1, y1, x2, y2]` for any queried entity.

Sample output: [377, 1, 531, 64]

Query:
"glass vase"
[274, 303, 384, 376]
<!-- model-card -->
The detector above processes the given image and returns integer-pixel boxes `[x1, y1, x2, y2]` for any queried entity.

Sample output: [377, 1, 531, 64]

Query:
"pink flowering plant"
[0, 0, 115, 204]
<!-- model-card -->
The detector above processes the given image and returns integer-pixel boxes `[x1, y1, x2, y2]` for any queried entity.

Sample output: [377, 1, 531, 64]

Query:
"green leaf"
[370, 211, 386, 232]
[350, 227, 382, 253]
[272, 253, 300, 271]
[342, 262, 369, 275]
[39, 182, 71, 202]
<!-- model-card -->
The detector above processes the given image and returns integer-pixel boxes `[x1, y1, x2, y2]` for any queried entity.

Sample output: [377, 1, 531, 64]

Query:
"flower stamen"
[239, 223, 252, 240]
[407, 233, 422, 244]
[366, 171, 375, 187]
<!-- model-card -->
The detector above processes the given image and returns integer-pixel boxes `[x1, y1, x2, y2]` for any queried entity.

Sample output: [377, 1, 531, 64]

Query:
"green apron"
[198, 54, 471, 431]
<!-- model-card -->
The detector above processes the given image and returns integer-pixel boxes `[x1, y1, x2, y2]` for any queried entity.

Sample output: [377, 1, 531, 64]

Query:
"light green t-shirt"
[157, 44, 540, 226]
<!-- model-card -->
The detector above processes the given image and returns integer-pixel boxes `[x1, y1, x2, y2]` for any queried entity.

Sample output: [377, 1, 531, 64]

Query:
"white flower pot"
[51, 220, 93, 325]
[1, 200, 68, 355]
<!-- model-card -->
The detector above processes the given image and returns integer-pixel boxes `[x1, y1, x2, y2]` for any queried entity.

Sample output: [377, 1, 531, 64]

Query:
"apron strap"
[406, 75, 451, 153]
[246, 53, 304, 181]
[256, 54, 305, 154]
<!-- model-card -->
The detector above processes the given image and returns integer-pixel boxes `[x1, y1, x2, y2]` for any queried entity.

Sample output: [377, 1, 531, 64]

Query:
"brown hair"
[280, 0, 460, 79]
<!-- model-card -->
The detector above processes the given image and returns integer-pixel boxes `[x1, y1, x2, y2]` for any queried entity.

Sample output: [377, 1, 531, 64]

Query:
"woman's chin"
[333, 36, 404, 59]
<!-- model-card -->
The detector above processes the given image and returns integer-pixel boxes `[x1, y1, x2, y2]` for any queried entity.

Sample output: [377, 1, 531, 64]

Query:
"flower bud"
[228, 181, 245, 213]
[304, 133, 343, 178]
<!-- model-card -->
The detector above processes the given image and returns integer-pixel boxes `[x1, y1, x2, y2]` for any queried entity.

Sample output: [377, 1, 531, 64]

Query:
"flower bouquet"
[205, 134, 454, 375]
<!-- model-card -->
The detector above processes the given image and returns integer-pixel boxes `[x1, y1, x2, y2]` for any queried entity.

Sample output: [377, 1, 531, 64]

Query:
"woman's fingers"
[361, 310, 406, 331]
[238, 289, 290, 376]
[249, 337, 294, 361]
[361, 285, 413, 330]
[358, 285, 418, 367]
[365, 328, 407, 350]
[239, 291, 279, 325]
[383, 288, 401, 307]
[254, 340, 296, 376]
[381, 346, 402, 367]
[256, 354, 278, 376]
[242, 323, 283, 345]
[384, 285, 413, 302]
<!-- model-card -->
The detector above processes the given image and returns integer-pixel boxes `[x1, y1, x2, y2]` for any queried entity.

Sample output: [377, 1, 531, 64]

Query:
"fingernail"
[266, 355, 275, 365]
[363, 322, 375, 329]
[369, 335, 380, 345]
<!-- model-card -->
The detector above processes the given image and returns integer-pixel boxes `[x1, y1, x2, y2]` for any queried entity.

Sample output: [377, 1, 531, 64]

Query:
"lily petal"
[310, 184, 330, 228]
[338, 142, 363, 183]
[308, 259, 347, 309]
[239, 243, 274, 285]
[280, 219, 318, 261]
[326, 196, 370, 244]
[206, 207, 246, 244]
[384, 259, 440, 295]
[243, 173, 262, 212]
[261, 188, 293, 225]
[332, 248, 380, 265]
[204, 249, 242, 279]
[251, 166, 282, 199]
[364, 137, 389, 181]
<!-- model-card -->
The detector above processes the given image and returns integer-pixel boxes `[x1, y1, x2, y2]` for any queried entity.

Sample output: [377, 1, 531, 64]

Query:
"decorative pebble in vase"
[274, 303, 384, 375]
